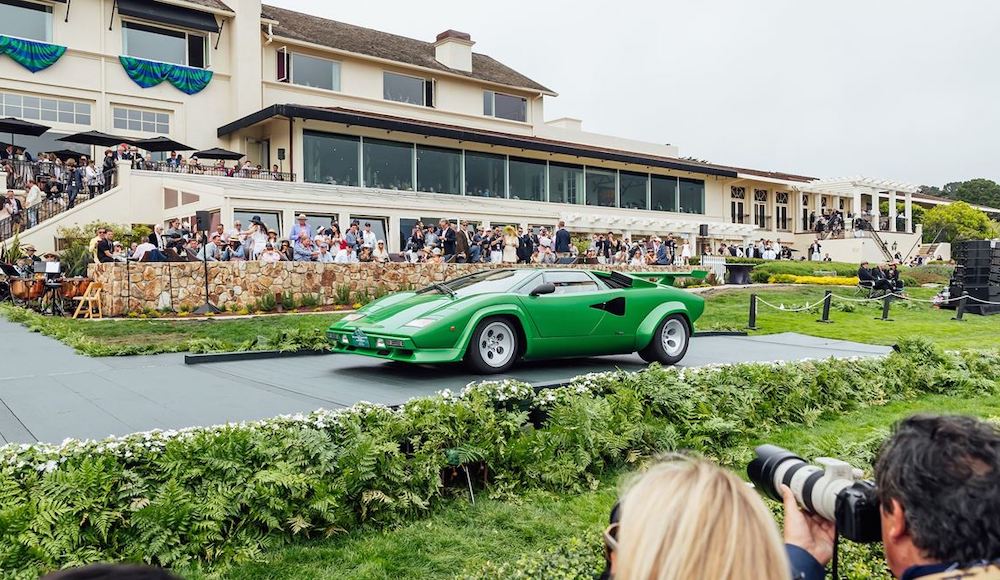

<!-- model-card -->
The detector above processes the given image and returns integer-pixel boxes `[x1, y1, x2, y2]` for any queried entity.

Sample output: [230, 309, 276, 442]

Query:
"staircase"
[0, 167, 119, 244]
[918, 243, 940, 259]
[866, 226, 896, 262]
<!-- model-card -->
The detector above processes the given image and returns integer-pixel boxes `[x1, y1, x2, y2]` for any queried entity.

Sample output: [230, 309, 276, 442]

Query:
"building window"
[234, 210, 281, 237]
[350, 215, 388, 246]
[0, 0, 51, 42]
[465, 151, 506, 197]
[549, 162, 583, 205]
[483, 90, 527, 122]
[679, 178, 704, 214]
[279, 51, 341, 91]
[651, 175, 677, 212]
[303, 130, 359, 186]
[416, 145, 461, 194]
[775, 192, 790, 231]
[383, 72, 433, 106]
[112, 106, 168, 133]
[122, 21, 206, 68]
[3, 92, 90, 125]
[363, 138, 413, 190]
[619, 171, 648, 210]
[585, 167, 616, 207]
[508, 157, 546, 202]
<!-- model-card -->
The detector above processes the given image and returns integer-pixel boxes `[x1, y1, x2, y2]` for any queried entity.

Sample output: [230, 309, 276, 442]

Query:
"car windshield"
[417, 269, 535, 297]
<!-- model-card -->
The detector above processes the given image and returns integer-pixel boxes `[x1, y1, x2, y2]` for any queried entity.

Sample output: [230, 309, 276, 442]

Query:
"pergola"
[795, 177, 919, 233]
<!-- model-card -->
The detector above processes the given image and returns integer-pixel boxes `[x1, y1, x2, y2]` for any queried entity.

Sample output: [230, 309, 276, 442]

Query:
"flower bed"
[768, 274, 860, 285]
[1, 339, 998, 575]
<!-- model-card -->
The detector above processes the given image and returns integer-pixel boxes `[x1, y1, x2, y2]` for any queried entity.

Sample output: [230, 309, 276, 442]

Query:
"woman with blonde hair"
[609, 455, 790, 580]
[502, 225, 519, 264]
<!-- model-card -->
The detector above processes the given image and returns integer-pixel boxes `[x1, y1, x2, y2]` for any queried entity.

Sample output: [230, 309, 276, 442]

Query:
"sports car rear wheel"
[638, 314, 689, 366]
[466, 318, 518, 374]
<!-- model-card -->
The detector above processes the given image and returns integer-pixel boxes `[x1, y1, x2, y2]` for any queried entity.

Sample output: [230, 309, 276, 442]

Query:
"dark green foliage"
[0, 339, 997, 576]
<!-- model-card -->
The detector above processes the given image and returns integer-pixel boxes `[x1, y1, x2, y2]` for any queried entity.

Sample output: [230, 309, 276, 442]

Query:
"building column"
[888, 190, 898, 232]
[904, 192, 913, 234]
[870, 191, 881, 231]
[852, 189, 862, 217]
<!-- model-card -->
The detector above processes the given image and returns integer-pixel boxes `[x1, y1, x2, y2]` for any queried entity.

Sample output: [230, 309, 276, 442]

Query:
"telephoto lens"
[747, 444, 881, 543]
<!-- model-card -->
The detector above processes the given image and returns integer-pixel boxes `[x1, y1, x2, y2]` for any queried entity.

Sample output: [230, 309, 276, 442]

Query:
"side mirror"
[530, 282, 556, 297]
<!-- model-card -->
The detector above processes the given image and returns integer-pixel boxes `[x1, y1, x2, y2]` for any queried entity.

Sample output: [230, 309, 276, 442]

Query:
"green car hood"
[342, 292, 460, 331]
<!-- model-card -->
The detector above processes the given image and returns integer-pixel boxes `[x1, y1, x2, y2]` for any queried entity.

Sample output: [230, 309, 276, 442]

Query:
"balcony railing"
[134, 161, 296, 182]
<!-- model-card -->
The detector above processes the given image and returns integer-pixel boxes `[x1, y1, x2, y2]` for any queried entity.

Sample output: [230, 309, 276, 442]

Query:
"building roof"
[729, 167, 816, 183]
[217, 104, 739, 179]
[171, 0, 232, 13]
[259, 4, 553, 94]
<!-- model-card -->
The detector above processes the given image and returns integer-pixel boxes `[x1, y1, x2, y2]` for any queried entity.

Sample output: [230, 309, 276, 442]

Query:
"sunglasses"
[603, 522, 619, 552]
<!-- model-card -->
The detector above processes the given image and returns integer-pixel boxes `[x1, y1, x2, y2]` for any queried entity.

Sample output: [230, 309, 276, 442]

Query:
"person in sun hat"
[248, 215, 269, 260]
[21, 244, 40, 263]
[372, 239, 389, 263]
[289, 213, 312, 242]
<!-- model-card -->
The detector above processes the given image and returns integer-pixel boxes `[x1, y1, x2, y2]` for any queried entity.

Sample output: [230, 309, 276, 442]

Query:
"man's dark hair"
[875, 414, 1000, 564]
[42, 563, 181, 579]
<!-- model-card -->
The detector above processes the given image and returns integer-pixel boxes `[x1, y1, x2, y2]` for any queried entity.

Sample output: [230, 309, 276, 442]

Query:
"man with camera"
[771, 415, 1000, 579]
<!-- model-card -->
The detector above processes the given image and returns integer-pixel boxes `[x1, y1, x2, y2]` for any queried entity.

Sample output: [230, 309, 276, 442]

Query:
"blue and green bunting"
[118, 56, 213, 95]
[0, 35, 66, 73]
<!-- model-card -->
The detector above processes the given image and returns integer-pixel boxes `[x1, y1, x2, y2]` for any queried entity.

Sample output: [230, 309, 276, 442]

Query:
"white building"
[0, 0, 949, 261]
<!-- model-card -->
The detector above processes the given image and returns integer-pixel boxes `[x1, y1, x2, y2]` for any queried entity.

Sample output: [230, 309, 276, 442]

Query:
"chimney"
[434, 30, 474, 73]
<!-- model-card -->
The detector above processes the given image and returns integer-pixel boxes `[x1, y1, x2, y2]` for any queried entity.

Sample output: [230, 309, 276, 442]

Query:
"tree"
[953, 178, 1000, 209]
[878, 201, 925, 226]
[921, 202, 994, 243]
[918, 185, 942, 198]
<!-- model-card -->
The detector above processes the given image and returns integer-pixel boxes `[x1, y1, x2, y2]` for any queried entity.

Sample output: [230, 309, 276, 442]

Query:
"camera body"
[748, 444, 881, 543]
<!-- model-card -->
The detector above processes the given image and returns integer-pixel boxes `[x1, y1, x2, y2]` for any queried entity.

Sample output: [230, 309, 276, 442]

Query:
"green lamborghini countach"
[326, 269, 706, 374]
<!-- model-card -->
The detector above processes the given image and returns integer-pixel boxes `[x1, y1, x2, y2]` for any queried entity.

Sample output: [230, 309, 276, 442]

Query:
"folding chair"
[72, 282, 103, 319]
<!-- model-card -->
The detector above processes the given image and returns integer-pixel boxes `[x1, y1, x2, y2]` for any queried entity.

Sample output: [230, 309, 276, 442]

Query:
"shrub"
[334, 284, 352, 305]
[903, 264, 954, 286]
[0, 340, 996, 576]
[299, 294, 320, 308]
[464, 536, 603, 579]
[255, 293, 277, 313]
[281, 291, 296, 310]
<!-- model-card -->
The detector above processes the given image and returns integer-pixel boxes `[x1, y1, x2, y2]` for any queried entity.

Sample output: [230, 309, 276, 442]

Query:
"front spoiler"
[327, 330, 464, 364]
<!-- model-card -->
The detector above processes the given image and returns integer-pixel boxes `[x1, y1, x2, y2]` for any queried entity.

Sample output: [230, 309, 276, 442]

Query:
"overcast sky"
[271, 0, 1000, 186]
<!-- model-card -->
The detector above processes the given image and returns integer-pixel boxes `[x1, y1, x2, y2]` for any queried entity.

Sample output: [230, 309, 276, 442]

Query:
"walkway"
[0, 320, 890, 444]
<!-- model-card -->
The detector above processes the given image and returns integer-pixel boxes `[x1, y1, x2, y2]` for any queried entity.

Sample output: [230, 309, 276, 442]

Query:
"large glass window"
[508, 157, 546, 202]
[363, 138, 413, 190]
[296, 213, 339, 235]
[234, 210, 281, 237]
[3, 92, 90, 125]
[651, 175, 678, 212]
[465, 151, 505, 198]
[350, 216, 388, 247]
[122, 22, 205, 68]
[549, 162, 583, 205]
[0, 0, 51, 42]
[112, 106, 169, 133]
[619, 171, 648, 210]
[416, 145, 461, 195]
[302, 131, 359, 186]
[679, 178, 705, 214]
[291, 53, 340, 91]
[585, 167, 616, 207]
[483, 91, 527, 122]
[384, 72, 431, 106]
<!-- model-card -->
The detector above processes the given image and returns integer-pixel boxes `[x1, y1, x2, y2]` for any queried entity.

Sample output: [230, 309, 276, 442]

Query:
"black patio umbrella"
[0, 117, 49, 151]
[130, 136, 194, 152]
[56, 130, 134, 147]
[48, 149, 91, 162]
[192, 147, 244, 161]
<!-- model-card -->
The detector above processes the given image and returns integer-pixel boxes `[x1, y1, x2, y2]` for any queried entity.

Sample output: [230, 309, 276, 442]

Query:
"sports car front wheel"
[638, 314, 690, 366]
[466, 317, 519, 374]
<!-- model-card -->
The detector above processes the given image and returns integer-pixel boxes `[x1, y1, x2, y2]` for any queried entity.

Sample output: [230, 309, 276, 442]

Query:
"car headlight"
[404, 318, 437, 328]
[342, 313, 365, 322]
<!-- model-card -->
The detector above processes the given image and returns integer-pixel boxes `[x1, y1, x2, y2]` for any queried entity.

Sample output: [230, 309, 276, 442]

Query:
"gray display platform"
[0, 320, 890, 444]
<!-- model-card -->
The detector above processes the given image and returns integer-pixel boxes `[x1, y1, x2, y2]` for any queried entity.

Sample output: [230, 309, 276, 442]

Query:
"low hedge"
[1, 339, 998, 576]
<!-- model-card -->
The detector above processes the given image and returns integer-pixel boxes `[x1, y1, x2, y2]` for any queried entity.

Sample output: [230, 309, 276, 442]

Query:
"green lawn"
[0, 305, 344, 356]
[5, 284, 996, 355]
[194, 392, 1000, 580]
[696, 285, 998, 350]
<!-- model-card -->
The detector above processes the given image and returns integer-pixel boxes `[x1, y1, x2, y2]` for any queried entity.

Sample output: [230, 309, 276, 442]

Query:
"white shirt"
[131, 242, 157, 261]
[538, 234, 552, 248]
[316, 250, 334, 263]
[362, 230, 377, 248]
[26, 185, 42, 206]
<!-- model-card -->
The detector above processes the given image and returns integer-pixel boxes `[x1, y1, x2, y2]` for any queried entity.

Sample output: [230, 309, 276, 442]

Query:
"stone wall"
[87, 262, 684, 316]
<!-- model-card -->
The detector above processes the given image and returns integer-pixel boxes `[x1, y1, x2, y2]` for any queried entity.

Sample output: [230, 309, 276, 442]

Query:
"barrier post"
[747, 293, 758, 330]
[952, 292, 968, 322]
[876, 295, 893, 321]
[817, 290, 833, 323]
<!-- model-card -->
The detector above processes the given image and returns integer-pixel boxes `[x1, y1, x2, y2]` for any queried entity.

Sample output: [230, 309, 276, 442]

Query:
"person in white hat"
[289, 214, 312, 242]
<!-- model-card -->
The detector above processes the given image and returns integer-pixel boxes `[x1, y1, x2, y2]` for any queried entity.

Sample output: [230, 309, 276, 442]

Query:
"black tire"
[637, 314, 690, 366]
[465, 317, 519, 374]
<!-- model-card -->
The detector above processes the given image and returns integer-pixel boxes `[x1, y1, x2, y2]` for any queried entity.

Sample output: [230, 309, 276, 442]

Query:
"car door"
[520, 271, 627, 357]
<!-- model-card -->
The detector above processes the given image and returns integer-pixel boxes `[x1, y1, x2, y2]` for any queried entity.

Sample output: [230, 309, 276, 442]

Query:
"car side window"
[542, 272, 599, 295]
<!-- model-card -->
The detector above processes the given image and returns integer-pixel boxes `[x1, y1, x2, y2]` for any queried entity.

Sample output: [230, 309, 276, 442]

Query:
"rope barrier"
[965, 295, 1000, 306]
[755, 297, 827, 312]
